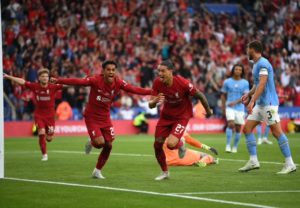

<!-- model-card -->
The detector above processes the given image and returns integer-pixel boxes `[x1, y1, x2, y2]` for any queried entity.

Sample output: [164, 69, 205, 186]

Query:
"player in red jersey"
[149, 59, 212, 180]
[51, 60, 152, 179]
[4, 68, 62, 161]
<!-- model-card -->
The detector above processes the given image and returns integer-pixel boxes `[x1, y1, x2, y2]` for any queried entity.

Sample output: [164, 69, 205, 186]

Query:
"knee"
[46, 135, 53, 142]
[92, 137, 105, 148]
[228, 123, 235, 129]
[243, 125, 251, 134]
[166, 140, 177, 149]
[38, 128, 46, 135]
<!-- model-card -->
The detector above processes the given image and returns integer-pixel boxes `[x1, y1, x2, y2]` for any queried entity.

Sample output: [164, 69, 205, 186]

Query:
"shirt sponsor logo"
[38, 96, 51, 101]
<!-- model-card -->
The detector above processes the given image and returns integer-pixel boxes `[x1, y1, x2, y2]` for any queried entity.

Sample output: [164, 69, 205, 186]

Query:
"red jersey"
[152, 75, 197, 119]
[24, 82, 62, 117]
[57, 75, 152, 125]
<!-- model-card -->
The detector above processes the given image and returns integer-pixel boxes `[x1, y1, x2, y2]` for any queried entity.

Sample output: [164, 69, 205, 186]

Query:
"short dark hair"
[38, 68, 50, 76]
[248, 40, 263, 53]
[231, 64, 245, 78]
[102, 60, 118, 69]
[160, 59, 174, 70]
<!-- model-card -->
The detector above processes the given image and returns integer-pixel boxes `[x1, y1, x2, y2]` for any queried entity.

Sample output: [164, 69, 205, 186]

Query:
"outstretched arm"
[51, 77, 91, 86]
[3, 73, 25, 85]
[121, 83, 152, 95]
[193, 91, 212, 118]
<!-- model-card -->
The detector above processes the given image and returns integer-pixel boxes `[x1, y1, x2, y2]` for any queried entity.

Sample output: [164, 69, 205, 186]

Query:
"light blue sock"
[226, 127, 233, 146]
[264, 126, 270, 138]
[277, 134, 291, 158]
[256, 124, 262, 138]
[246, 133, 257, 156]
[234, 133, 241, 148]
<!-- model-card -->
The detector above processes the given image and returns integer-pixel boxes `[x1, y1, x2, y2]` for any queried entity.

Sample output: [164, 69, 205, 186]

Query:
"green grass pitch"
[1, 133, 300, 208]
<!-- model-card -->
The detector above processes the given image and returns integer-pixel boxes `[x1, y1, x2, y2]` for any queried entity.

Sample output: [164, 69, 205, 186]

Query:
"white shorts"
[247, 105, 280, 125]
[226, 108, 245, 125]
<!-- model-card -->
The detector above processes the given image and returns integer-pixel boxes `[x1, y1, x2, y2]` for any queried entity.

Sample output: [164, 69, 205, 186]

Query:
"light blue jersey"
[221, 78, 249, 112]
[252, 57, 279, 106]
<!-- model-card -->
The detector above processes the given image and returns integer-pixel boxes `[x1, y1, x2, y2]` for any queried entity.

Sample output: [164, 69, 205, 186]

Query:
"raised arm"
[52, 77, 91, 86]
[3, 73, 25, 85]
[193, 91, 212, 118]
[121, 83, 152, 95]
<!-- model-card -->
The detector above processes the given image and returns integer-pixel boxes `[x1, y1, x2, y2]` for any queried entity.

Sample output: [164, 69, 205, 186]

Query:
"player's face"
[103, 64, 116, 83]
[233, 66, 243, 78]
[157, 65, 172, 84]
[247, 47, 254, 61]
[39, 73, 49, 85]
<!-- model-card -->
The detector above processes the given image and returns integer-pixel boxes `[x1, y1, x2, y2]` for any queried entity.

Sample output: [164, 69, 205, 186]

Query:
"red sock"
[39, 134, 47, 155]
[154, 142, 168, 171]
[96, 143, 112, 170]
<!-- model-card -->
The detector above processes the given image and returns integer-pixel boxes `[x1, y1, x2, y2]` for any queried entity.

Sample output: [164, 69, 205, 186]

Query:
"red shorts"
[84, 118, 115, 142]
[155, 118, 189, 140]
[35, 116, 55, 136]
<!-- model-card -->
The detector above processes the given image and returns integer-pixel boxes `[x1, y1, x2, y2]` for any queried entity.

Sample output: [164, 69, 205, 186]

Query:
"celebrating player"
[51, 60, 152, 179]
[149, 59, 212, 180]
[221, 64, 249, 153]
[4, 68, 62, 161]
[239, 40, 296, 174]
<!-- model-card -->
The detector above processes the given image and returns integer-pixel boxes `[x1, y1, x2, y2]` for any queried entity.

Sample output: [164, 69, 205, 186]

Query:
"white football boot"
[155, 171, 170, 181]
[239, 160, 260, 172]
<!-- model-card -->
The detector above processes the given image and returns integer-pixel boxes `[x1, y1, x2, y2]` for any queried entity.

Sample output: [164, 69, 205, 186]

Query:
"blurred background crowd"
[2, 0, 300, 121]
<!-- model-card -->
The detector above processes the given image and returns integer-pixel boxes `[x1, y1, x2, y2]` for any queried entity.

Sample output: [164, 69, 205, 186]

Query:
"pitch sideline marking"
[168, 190, 300, 195]
[3, 177, 276, 208]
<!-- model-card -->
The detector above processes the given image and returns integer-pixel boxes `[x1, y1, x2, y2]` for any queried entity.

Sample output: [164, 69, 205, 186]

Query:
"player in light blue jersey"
[239, 40, 296, 174]
[221, 64, 249, 153]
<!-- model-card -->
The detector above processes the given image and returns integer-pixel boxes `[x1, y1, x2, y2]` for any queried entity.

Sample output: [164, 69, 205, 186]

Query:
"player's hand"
[156, 93, 165, 105]
[209, 147, 218, 155]
[205, 108, 213, 118]
[247, 100, 255, 114]
[50, 77, 57, 84]
[3, 73, 9, 79]
[241, 93, 250, 105]
[227, 102, 235, 107]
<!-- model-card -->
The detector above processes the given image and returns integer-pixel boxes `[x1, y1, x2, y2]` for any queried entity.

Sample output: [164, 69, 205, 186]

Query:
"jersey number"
[110, 127, 115, 136]
[266, 111, 272, 120]
[175, 124, 185, 134]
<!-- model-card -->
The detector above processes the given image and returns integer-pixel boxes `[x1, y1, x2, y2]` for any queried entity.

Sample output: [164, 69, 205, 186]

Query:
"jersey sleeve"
[54, 84, 63, 91]
[181, 77, 197, 96]
[120, 79, 152, 95]
[259, 63, 269, 76]
[24, 81, 36, 90]
[57, 77, 92, 86]
[187, 81, 197, 96]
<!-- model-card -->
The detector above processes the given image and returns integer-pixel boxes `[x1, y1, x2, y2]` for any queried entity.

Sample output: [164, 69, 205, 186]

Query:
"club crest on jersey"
[111, 90, 114, 95]
[46, 89, 49, 94]
[234, 84, 238, 88]
[175, 92, 179, 98]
